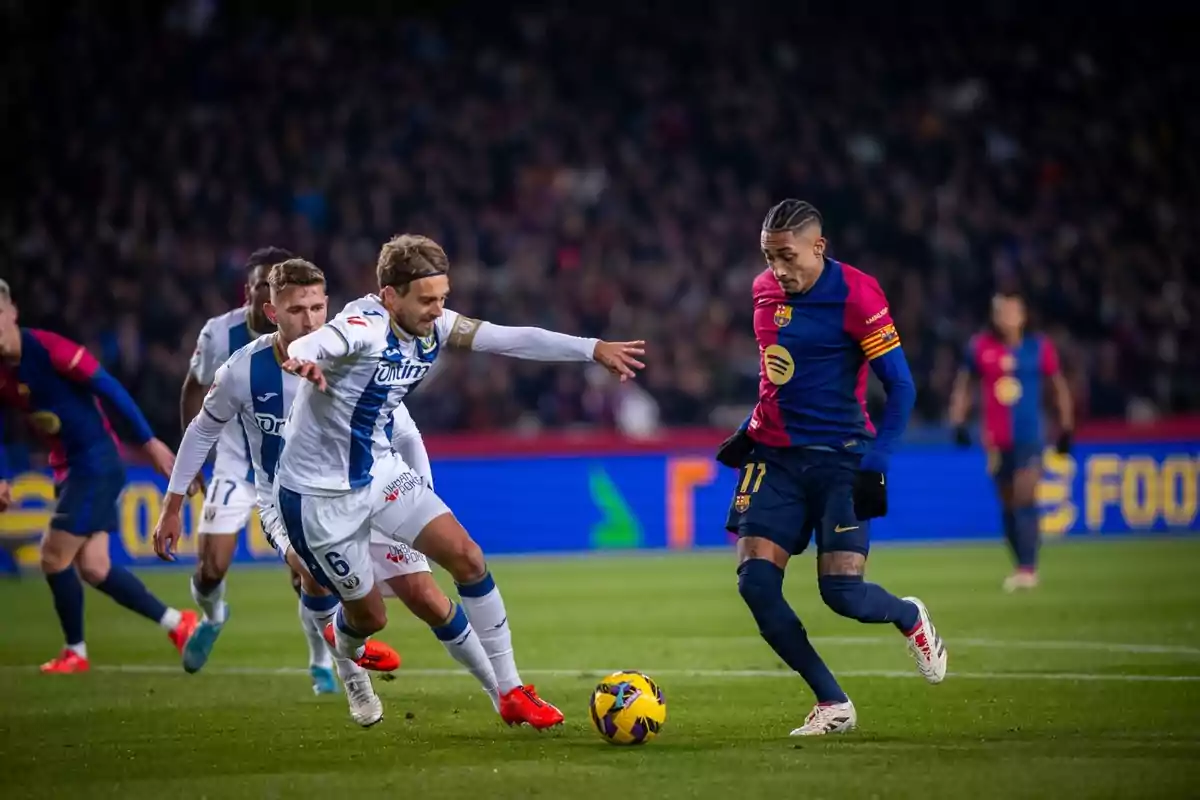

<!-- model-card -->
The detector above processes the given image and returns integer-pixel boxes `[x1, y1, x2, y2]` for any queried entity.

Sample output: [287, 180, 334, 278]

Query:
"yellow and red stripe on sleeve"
[859, 323, 901, 360]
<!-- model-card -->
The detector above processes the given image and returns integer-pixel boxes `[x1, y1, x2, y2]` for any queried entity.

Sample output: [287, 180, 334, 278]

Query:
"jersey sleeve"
[842, 273, 901, 361]
[200, 362, 242, 424]
[189, 318, 224, 385]
[30, 330, 101, 382]
[1039, 336, 1061, 376]
[436, 308, 479, 349]
[322, 307, 387, 356]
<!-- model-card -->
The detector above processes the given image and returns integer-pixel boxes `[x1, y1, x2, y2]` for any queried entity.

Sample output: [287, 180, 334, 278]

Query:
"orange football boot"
[322, 623, 401, 672]
[40, 649, 90, 674]
[168, 609, 200, 655]
[500, 685, 564, 729]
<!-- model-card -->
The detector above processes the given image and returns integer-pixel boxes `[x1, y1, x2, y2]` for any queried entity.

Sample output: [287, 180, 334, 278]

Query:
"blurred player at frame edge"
[949, 290, 1074, 592]
[716, 200, 948, 736]
[0, 279, 198, 673]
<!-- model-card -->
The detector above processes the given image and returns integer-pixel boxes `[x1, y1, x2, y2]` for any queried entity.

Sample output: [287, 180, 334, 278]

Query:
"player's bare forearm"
[1052, 372, 1074, 432]
[181, 372, 208, 431]
[948, 369, 973, 427]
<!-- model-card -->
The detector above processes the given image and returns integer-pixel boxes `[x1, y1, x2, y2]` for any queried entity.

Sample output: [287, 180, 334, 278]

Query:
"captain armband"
[859, 324, 901, 361]
[447, 316, 483, 349]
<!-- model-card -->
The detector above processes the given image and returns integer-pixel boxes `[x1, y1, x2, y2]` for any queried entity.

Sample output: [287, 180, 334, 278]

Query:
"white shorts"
[263, 504, 433, 588]
[274, 454, 449, 601]
[198, 474, 256, 535]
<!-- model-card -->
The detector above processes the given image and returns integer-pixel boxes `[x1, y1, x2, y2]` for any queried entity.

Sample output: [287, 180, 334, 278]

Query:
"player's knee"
[76, 560, 110, 585]
[818, 574, 867, 620]
[737, 558, 785, 614]
[443, 537, 486, 585]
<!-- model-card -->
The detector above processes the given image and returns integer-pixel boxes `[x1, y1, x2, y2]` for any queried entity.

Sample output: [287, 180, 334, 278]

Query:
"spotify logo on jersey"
[763, 345, 795, 386]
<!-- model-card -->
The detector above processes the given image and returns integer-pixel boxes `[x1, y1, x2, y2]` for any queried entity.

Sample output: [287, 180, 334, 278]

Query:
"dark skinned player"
[717, 200, 947, 736]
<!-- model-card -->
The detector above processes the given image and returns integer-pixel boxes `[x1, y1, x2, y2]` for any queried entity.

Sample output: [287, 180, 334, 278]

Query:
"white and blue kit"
[275, 294, 598, 601]
[188, 307, 261, 535]
[169, 332, 436, 589]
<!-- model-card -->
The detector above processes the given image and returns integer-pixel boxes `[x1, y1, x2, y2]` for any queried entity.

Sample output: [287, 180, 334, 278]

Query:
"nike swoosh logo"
[834, 525, 859, 533]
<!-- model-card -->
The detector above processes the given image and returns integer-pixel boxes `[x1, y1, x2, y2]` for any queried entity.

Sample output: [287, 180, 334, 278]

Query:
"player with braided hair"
[716, 199, 948, 736]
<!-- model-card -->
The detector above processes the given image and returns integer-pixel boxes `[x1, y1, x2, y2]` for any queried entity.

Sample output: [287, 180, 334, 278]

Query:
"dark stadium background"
[4, 0, 1197, 453]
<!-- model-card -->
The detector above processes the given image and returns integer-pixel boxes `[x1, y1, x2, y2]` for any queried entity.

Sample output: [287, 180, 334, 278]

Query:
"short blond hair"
[268, 259, 326, 294]
[376, 234, 449, 294]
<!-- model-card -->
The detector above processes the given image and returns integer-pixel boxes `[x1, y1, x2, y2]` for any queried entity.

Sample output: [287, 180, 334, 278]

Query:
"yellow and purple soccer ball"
[588, 670, 667, 745]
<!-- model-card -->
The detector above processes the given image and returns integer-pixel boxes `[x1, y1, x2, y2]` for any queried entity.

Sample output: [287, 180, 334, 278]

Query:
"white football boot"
[341, 664, 384, 727]
[790, 700, 857, 736]
[903, 596, 947, 684]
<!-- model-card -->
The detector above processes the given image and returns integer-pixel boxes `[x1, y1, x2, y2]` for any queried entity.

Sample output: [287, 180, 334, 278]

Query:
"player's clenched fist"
[592, 340, 646, 382]
[281, 358, 327, 392]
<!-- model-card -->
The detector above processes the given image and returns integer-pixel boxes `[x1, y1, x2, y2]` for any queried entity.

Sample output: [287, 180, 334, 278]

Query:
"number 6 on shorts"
[324, 551, 351, 578]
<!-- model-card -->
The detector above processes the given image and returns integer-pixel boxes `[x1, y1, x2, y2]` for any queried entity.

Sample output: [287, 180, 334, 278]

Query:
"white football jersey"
[203, 330, 424, 511]
[190, 307, 266, 482]
[276, 294, 463, 495]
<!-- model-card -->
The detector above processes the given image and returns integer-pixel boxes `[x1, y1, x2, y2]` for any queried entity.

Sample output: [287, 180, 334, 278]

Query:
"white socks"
[298, 596, 334, 670]
[456, 572, 521, 694]
[190, 577, 226, 625]
[159, 607, 184, 631]
[433, 604, 501, 709]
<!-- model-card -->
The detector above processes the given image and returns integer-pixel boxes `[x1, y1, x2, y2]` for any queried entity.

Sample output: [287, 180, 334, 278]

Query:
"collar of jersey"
[270, 333, 287, 364]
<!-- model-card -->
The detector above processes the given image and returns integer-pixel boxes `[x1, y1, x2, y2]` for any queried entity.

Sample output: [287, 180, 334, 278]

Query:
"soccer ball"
[588, 670, 667, 745]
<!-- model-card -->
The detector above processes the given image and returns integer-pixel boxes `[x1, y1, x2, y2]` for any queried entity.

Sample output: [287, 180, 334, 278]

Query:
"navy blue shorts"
[51, 466, 127, 536]
[725, 446, 869, 557]
[988, 443, 1043, 483]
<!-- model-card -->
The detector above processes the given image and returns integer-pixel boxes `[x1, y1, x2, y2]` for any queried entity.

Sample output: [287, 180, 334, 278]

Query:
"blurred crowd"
[5, 1, 1197, 446]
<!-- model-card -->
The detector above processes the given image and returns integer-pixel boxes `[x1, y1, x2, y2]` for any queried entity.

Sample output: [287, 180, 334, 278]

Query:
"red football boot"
[40, 648, 90, 674]
[322, 623, 401, 672]
[499, 685, 564, 729]
[168, 609, 200, 655]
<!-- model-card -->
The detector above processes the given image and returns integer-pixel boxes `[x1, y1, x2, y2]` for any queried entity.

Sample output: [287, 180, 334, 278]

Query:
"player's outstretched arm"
[31, 330, 176, 476]
[446, 316, 646, 380]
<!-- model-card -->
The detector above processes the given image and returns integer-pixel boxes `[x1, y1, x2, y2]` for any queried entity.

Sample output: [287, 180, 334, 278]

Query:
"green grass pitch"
[1, 538, 1199, 799]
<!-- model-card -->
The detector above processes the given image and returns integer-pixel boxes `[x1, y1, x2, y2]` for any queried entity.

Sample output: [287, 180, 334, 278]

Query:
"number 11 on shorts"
[740, 462, 766, 494]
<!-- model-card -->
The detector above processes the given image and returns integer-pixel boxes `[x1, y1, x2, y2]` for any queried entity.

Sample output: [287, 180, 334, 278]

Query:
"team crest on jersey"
[414, 333, 441, 363]
[341, 575, 361, 591]
[734, 493, 751, 513]
[773, 305, 793, 328]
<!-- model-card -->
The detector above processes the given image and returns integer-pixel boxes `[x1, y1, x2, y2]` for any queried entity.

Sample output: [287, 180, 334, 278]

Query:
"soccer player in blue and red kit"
[716, 200, 948, 736]
[0, 280, 198, 673]
[949, 291, 1073, 592]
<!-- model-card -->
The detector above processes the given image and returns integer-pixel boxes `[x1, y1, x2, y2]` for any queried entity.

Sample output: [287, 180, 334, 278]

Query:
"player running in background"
[154, 260, 501, 727]
[181, 247, 338, 693]
[949, 291, 1073, 592]
[716, 200, 947, 736]
[0, 279, 197, 673]
[276, 234, 645, 729]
